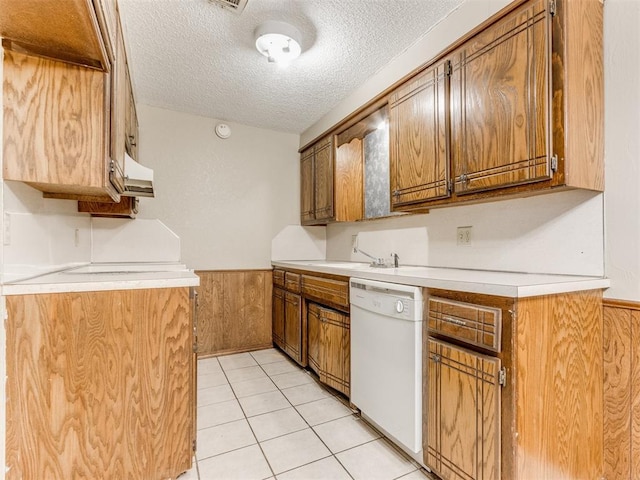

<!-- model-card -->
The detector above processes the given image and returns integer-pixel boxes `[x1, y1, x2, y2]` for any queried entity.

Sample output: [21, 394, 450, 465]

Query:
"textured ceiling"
[118, 0, 464, 134]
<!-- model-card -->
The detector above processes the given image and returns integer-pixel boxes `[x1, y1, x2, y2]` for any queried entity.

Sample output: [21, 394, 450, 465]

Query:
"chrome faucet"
[352, 246, 386, 267]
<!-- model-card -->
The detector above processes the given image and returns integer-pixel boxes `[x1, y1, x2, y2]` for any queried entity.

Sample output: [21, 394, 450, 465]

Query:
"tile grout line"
[257, 348, 357, 480]
[198, 350, 429, 479]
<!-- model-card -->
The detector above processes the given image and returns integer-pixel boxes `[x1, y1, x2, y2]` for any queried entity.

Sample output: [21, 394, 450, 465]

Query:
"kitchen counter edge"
[271, 261, 610, 298]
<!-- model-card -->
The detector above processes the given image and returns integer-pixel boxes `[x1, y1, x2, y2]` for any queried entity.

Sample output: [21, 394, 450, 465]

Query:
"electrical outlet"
[457, 226, 472, 246]
[351, 235, 358, 253]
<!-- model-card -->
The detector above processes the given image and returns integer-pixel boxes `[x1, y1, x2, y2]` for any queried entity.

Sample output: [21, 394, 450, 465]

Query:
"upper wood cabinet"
[389, 60, 450, 208]
[0, 0, 109, 70]
[2, 1, 141, 203]
[3, 50, 119, 200]
[300, 147, 315, 224]
[332, 0, 602, 214]
[300, 134, 363, 225]
[449, 0, 550, 195]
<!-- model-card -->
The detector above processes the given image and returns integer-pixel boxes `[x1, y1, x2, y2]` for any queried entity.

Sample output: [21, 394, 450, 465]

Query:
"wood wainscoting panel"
[603, 299, 640, 480]
[515, 289, 603, 479]
[5, 288, 193, 480]
[196, 270, 273, 357]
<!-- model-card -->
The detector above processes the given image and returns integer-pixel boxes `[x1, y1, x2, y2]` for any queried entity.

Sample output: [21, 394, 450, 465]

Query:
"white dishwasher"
[350, 277, 424, 464]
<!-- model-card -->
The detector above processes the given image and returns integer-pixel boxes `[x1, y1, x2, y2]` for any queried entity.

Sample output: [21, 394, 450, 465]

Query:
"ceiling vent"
[208, 0, 248, 15]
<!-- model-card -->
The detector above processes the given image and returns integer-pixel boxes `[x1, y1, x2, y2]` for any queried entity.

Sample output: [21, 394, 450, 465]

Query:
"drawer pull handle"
[442, 316, 467, 327]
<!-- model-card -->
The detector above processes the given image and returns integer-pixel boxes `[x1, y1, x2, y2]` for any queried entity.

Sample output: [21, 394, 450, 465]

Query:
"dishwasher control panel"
[350, 278, 422, 321]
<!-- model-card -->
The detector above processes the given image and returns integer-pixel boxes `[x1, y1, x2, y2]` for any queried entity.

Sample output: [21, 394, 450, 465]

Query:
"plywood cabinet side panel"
[515, 290, 603, 479]
[195, 271, 224, 356]
[559, 0, 604, 191]
[335, 138, 364, 222]
[3, 51, 107, 188]
[603, 305, 632, 479]
[6, 288, 193, 480]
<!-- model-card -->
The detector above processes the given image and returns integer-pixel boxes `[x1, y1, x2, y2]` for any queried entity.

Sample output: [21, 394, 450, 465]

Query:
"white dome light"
[254, 21, 302, 66]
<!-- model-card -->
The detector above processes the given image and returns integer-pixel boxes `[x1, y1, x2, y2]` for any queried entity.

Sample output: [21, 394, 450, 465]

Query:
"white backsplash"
[351, 227, 429, 266]
[271, 225, 326, 261]
[2, 212, 91, 282]
[327, 190, 604, 276]
[91, 218, 181, 263]
[2, 214, 182, 283]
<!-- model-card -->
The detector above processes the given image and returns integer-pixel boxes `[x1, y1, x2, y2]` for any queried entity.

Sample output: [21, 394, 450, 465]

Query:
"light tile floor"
[182, 348, 435, 480]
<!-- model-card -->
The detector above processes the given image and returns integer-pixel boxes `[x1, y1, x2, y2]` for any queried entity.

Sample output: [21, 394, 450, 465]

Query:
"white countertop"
[1, 263, 200, 295]
[272, 260, 610, 298]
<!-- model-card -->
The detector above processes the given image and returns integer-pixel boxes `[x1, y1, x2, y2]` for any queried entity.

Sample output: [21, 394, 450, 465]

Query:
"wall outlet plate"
[457, 226, 472, 246]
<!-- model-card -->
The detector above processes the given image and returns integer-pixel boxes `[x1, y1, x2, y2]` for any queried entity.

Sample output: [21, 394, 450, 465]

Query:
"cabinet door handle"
[442, 315, 466, 327]
[431, 354, 441, 363]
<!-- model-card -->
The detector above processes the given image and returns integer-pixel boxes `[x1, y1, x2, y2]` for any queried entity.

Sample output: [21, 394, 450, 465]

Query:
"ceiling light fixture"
[254, 20, 302, 66]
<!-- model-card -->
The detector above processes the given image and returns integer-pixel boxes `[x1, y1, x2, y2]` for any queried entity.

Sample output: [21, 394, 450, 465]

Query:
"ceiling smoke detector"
[254, 21, 302, 66]
[208, 0, 248, 15]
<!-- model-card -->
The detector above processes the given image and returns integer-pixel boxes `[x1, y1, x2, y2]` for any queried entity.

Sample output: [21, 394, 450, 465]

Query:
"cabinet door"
[426, 338, 501, 480]
[284, 292, 302, 363]
[389, 60, 450, 208]
[313, 136, 335, 221]
[272, 287, 286, 350]
[300, 147, 315, 224]
[319, 307, 350, 396]
[450, 0, 550, 194]
[307, 303, 322, 375]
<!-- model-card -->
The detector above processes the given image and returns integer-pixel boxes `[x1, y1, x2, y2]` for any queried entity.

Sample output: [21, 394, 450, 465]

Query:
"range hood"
[122, 153, 155, 197]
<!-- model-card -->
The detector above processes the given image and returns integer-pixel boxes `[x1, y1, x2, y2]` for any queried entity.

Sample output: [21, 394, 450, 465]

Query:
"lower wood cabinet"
[196, 270, 273, 357]
[307, 303, 350, 396]
[5, 287, 195, 480]
[273, 287, 286, 350]
[425, 288, 604, 480]
[272, 268, 350, 390]
[427, 338, 501, 480]
[284, 291, 304, 364]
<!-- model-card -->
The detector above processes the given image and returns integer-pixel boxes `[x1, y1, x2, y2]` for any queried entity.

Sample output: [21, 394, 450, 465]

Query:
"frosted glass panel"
[364, 126, 390, 218]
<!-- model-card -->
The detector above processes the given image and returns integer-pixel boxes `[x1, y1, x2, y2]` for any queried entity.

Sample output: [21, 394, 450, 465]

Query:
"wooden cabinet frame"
[425, 287, 604, 480]
[299, 0, 603, 216]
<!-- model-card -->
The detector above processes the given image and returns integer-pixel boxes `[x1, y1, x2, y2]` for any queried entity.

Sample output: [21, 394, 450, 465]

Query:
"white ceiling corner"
[118, 0, 465, 134]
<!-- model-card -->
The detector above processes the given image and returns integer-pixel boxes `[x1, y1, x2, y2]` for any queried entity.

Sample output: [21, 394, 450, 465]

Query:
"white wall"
[136, 105, 300, 270]
[603, 0, 640, 302]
